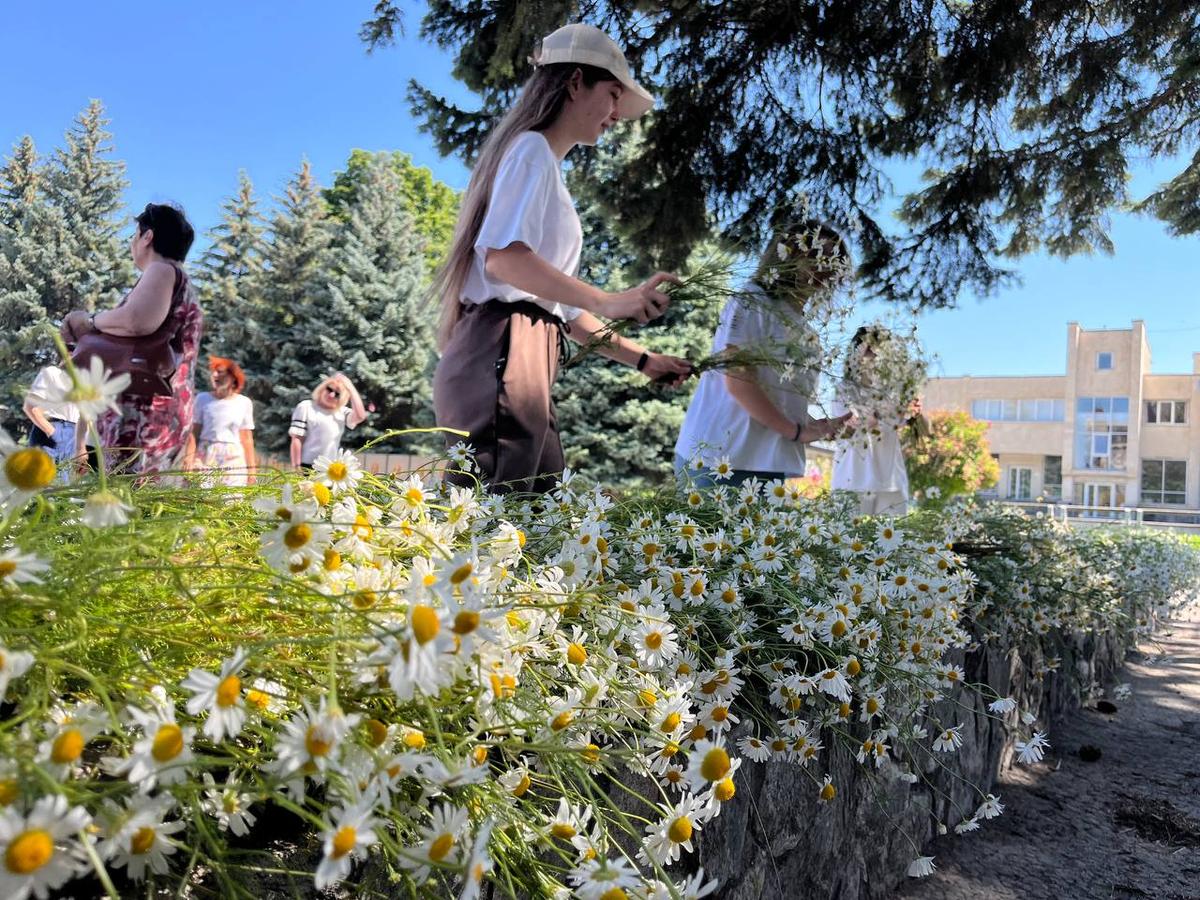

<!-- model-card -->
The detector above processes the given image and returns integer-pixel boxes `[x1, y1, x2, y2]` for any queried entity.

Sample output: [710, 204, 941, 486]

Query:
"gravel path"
[894, 609, 1200, 900]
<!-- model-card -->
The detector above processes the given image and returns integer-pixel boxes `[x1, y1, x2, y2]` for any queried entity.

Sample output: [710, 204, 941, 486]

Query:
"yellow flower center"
[275, 508, 292, 521]
[661, 712, 681, 732]
[510, 773, 530, 797]
[0, 561, 16, 578]
[667, 816, 693, 843]
[50, 727, 85, 765]
[551, 710, 573, 732]
[5, 828, 52, 874]
[411, 605, 440, 644]
[566, 643, 587, 666]
[283, 523, 312, 549]
[326, 461, 348, 481]
[638, 689, 658, 707]
[4, 448, 56, 492]
[403, 729, 426, 750]
[130, 826, 156, 855]
[715, 777, 736, 802]
[644, 631, 663, 650]
[449, 562, 473, 585]
[699, 747, 731, 782]
[690, 723, 708, 741]
[352, 590, 378, 609]
[0, 779, 18, 806]
[216, 674, 241, 707]
[305, 724, 333, 758]
[831, 620, 847, 638]
[323, 548, 342, 571]
[550, 823, 576, 840]
[311, 483, 331, 506]
[426, 831, 454, 861]
[453, 610, 480, 635]
[821, 781, 837, 801]
[151, 723, 184, 762]
[846, 658, 862, 677]
[404, 486, 424, 505]
[331, 826, 357, 859]
[599, 889, 628, 900]
[352, 515, 372, 540]
[711, 706, 729, 722]
[365, 719, 389, 747]
[866, 697, 880, 714]
[246, 689, 270, 711]
[580, 744, 601, 763]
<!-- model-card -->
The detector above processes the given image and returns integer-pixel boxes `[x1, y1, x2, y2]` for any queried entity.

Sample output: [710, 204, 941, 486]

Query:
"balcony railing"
[993, 500, 1200, 532]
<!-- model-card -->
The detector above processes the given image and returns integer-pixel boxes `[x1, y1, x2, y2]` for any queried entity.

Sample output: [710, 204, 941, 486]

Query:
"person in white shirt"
[675, 223, 853, 486]
[832, 326, 920, 515]
[187, 357, 256, 486]
[431, 23, 691, 493]
[23, 365, 81, 478]
[289, 373, 368, 469]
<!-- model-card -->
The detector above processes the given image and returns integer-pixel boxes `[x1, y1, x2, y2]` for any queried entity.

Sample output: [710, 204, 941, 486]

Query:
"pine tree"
[296, 155, 433, 449]
[44, 99, 132, 314]
[194, 172, 267, 363]
[252, 160, 335, 452]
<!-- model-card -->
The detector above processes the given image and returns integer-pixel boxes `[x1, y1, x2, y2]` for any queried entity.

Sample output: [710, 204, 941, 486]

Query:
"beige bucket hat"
[534, 23, 655, 119]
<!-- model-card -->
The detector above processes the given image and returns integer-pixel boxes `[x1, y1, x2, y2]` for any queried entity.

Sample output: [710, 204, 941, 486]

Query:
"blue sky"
[3, 2, 1197, 378]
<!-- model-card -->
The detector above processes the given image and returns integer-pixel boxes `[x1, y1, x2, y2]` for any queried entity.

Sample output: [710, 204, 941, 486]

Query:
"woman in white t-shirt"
[431, 23, 691, 493]
[188, 357, 256, 486]
[289, 373, 368, 469]
[675, 223, 853, 486]
[23, 365, 81, 476]
[832, 326, 918, 515]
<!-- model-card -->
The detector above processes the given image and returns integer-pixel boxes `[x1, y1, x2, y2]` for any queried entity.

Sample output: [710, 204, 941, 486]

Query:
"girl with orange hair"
[186, 356, 256, 485]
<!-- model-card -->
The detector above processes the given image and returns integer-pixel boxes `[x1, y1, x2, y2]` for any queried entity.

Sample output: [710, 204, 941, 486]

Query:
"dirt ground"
[894, 608, 1200, 900]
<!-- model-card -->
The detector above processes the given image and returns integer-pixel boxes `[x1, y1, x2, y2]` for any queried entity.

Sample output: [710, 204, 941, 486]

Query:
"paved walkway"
[894, 609, 1200, 900]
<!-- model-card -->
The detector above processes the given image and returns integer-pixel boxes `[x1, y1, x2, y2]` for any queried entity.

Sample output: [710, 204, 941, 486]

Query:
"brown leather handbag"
[71, 266, 188, 397]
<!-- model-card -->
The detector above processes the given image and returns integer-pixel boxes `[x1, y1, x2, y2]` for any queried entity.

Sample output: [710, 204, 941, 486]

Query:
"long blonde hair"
[432, 62, 617, 349]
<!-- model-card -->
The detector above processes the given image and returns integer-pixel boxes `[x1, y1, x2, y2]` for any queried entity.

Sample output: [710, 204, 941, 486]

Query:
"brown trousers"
[433, 300, 565, 493]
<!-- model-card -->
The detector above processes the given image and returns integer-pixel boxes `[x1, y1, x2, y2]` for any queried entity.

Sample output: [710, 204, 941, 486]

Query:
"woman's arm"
[723, 350, 849, 443]
[565, 311, 692, 386]
[290, 435, 304, 469]
[182, 425, 199, 470]
[239, 430, 256, 483]
[335, 374, 369, 428]
[64, 262, 177, 339]
[484, 244, 676, 323]
[23, 402, 56, 437]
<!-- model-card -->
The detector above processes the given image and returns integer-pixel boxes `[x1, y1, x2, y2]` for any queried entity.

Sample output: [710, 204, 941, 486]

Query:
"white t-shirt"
[24, 366, 80, 423]
[289, 399, 354, 464]
[831, 388, 910, 495]
[675, 284, 819, 474]
[461, 131, 584, 322]
[194, 392, 255, 444]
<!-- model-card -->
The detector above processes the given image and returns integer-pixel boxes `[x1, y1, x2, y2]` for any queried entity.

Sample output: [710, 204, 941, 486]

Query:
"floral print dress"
[97, 266, 204, 475]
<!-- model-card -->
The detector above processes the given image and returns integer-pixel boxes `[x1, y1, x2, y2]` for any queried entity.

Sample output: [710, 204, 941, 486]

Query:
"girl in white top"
[431, 23, 691, 493]
[676, 223, 853, 485]
[289, 373, 368, 468]
[832, 326, 915, 515]
[188, 357, 256, 486]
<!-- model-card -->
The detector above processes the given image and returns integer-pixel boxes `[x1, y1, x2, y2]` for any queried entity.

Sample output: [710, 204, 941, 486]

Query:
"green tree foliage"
[903, 410, 1000, 501]
[0, 101, 131, 428]
[325, 149, 459, 273]
[368, 1, 1200, 307]
[194, 171, 268, 364]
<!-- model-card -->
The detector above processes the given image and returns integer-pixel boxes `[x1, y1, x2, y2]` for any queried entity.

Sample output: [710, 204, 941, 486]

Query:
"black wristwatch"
[636, 351, 650, 371]
[792, 422, 803, 442]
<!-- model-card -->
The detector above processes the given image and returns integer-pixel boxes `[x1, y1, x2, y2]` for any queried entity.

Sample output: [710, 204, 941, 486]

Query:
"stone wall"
[694, 626, 1129, 899]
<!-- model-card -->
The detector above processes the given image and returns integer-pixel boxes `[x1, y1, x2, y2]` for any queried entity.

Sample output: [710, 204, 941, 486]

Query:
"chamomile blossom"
[0, 644, 35, 703]
[1015, 731, 1050, 764]
[81, 490, 134, 528]
[906, 855, 937, 878]
[313, 448, 363, 495]
[459, 820, 495, 900]
[181, 647, 250, 741]
[0, 794, 91, 900]
[99, 796, 184, 881]
[569, 855, 640, 900]
[315, 797, 381, 890]
[400, 803, 469, 883]
[0, 548, 49, 588]
[200, 772, 257, 836]
[55, 355, 130, 421]
[104, 700, 195, 792]
[629, 617, 680, 669]
[37, 702, 106, 779]
[932, 724, 964, 753]
[640, 793, 707, 866]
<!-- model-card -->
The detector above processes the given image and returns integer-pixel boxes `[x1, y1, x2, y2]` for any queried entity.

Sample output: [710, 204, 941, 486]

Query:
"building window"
[1096, 352, 1113, 370]
[1007, 467, 1032, 500]
[1141, 459, 1187, 505]
[1043, 456, 1062, 499]
[1074, 396, 1128, 470]
[1146, 400, 1187, 424]
[970, 398, 1064, 422]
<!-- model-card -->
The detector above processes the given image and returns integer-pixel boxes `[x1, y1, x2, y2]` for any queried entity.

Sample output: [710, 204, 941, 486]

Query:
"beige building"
[922, 321, 1200, 515]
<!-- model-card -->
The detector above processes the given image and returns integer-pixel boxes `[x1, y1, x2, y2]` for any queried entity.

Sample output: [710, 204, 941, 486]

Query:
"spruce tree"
[298, 155, 432, 449]
[194, 172, 267, 364]
[253, 160, 335, 452]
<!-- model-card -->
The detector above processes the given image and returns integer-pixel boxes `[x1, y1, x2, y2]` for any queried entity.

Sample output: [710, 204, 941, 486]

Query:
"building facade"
[922, 321, 1200, 512]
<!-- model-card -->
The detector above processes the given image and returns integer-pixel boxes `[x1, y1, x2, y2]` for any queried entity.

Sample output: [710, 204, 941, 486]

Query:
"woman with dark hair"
[431, 23, 691, 493]
[675, 222, 853, 486]
[186, 356, 256, 486]
[62, 202, 203, 475]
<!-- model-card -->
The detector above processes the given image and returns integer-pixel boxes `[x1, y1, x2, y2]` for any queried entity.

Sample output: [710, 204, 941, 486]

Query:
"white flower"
[976, 794, 1004, 819]
[446, 441, 477, 474]
[181, 648, 250, 742]
[99, 796, 184, 881]
[933, 725, 963, 753]
[0, 548, 49, 587]
[314, 797, 381, 890]
[987, 697, 1017, 714]
[458, 820, 495, 900]
[0, 794, 91, 900]
[677, 867, 720, 899]
[260, 505, 331, 573]
[400, 803, 469, 883]
[816, 667, 851, 702]
[954, 817, 980, 834]
[58, 356, 130, 421]
[629, 618, 680, 670]
[906, 855, 936, 878]
[0, 644, 35, 703]
[0, 439, 57, 511]
[37, 702, 107, 780]
[269, 697, 360, 783]
[569, 855, 640, 900]
[1014, 731, 1049, 764]
[925, 485, 942, 499]
[737, 735, 771, 763]
[313, 448, 363, 495]
[712, 456, 734, 480]
[200, 773, 257, 836]
[640, 793, 707, 866]
[81, 490, 133, 528]
[684, 739, 736, 793]
[104, 700, 195, 792]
